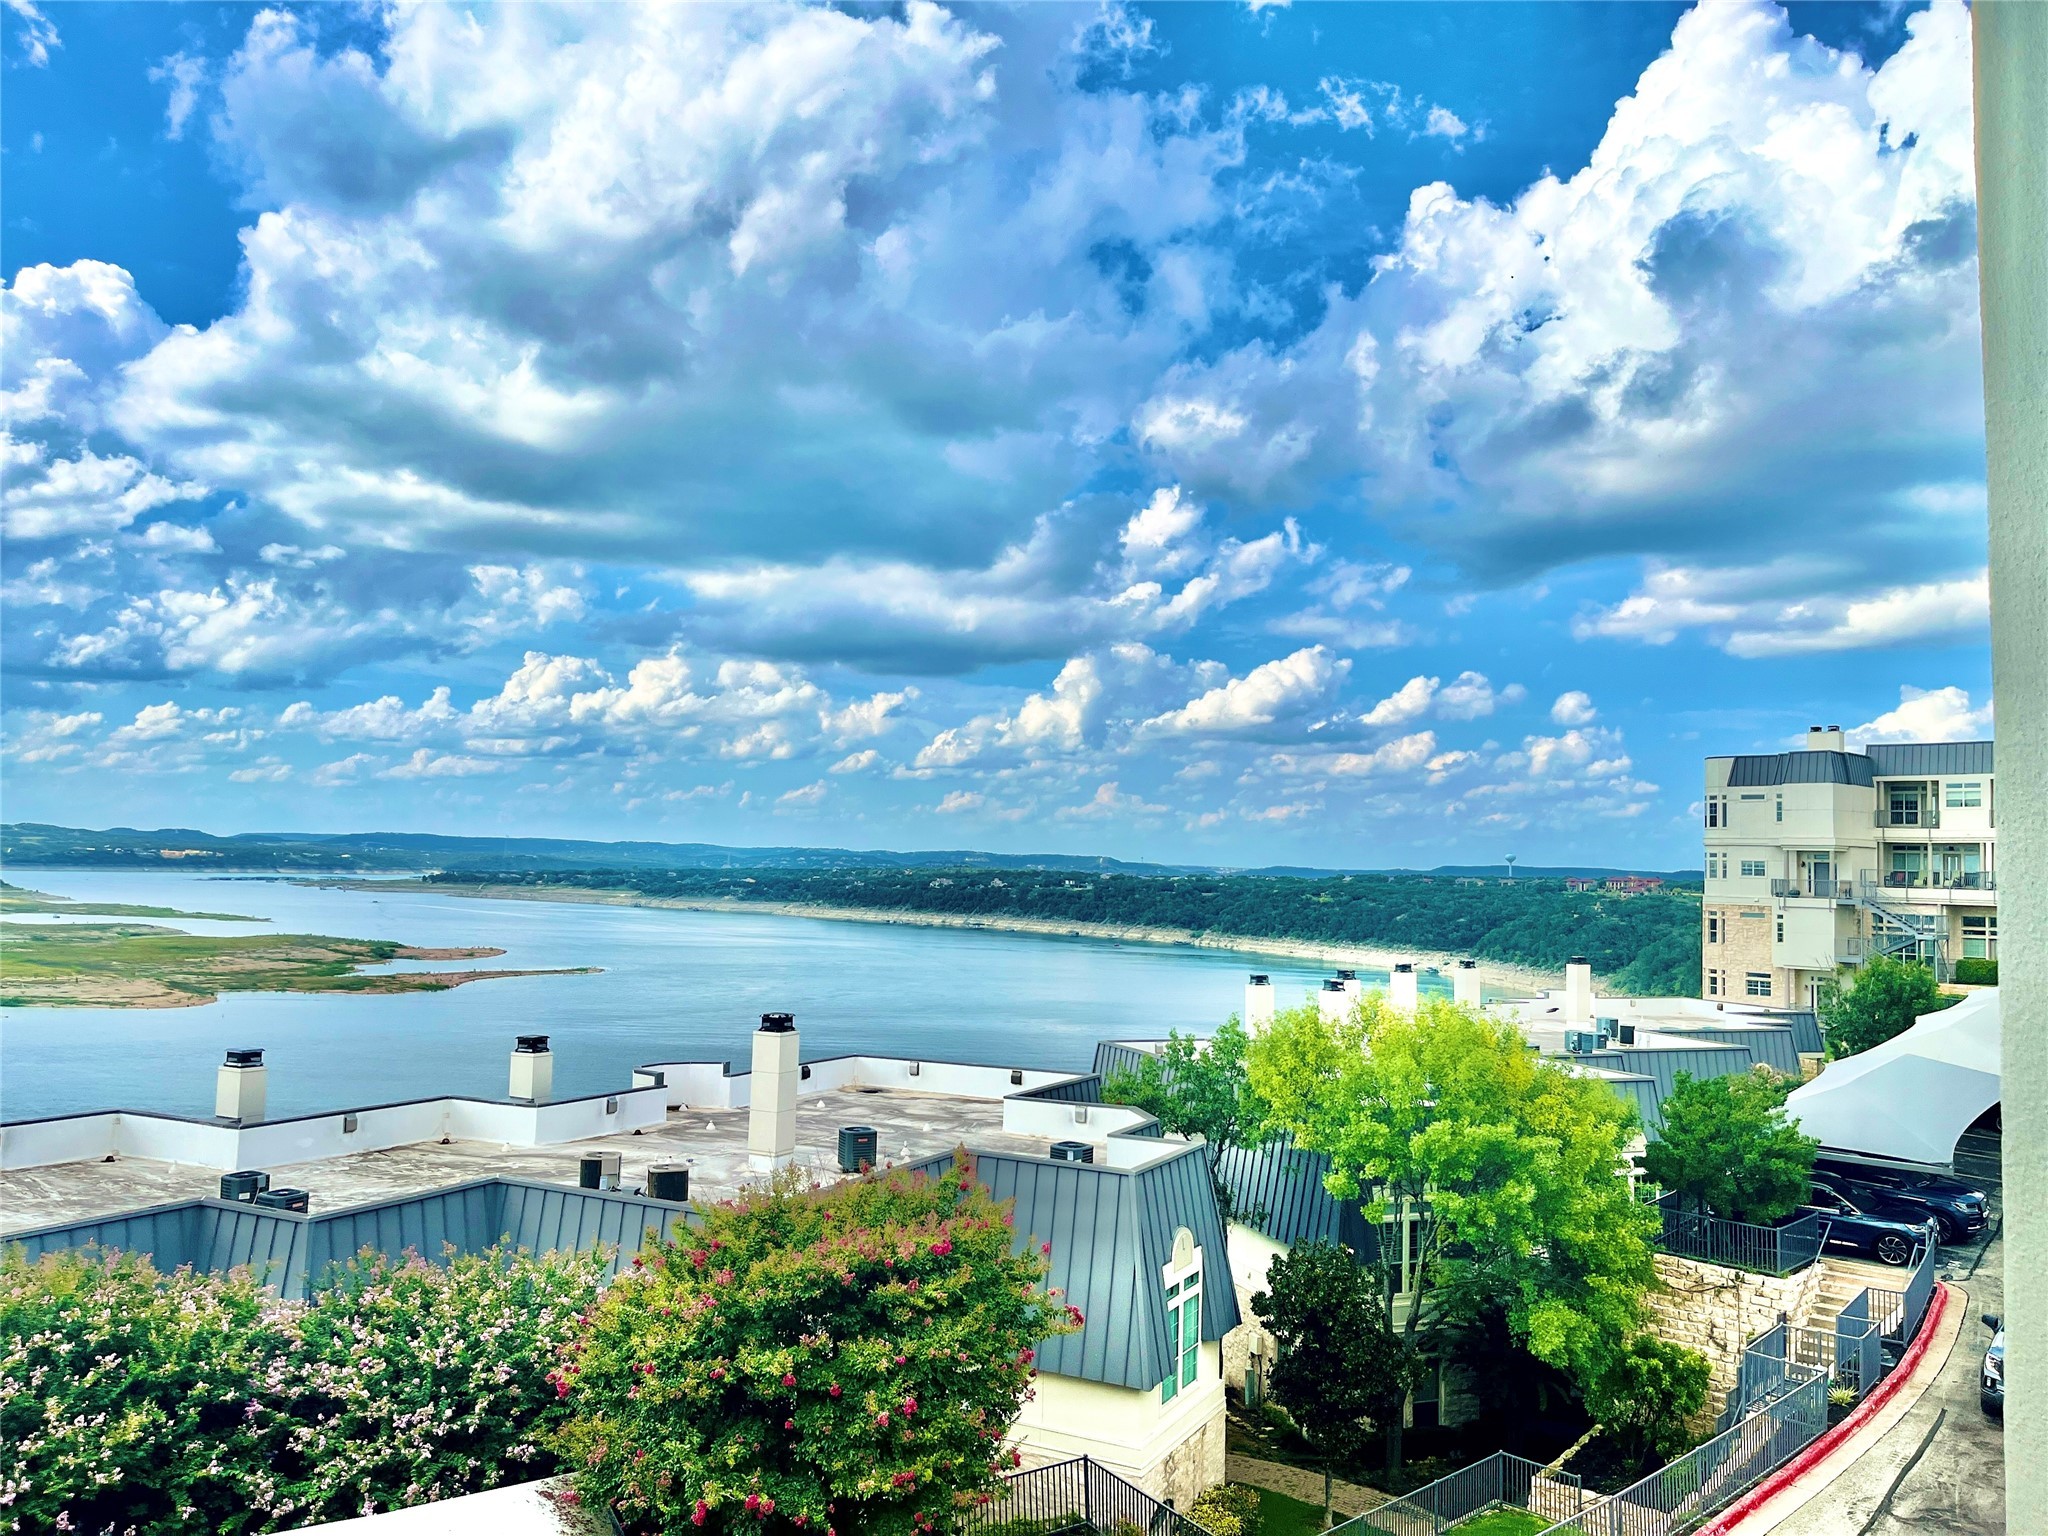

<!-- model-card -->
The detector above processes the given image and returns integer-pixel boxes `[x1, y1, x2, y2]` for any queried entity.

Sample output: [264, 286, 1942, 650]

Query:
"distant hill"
[0, 822, 1700, 884]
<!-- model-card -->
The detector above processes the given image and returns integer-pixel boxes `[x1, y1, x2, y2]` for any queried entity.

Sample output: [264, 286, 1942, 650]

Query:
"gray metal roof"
[1652, 1022, 1801, 1076]
[1214, 1132, 1377, 1259]
[1726, 751, 1875, 787]
[1574, 1071, 1665, 1136]
[2, 1177, 690, 1297]
[1577, 1041, 1756, 1110]
[1864, 741, 1995, 776]
[910, 1141, 1240, 1391]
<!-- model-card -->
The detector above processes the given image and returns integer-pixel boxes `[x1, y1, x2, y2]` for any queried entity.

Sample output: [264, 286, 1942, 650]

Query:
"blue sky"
[1, 0, 1991, 869]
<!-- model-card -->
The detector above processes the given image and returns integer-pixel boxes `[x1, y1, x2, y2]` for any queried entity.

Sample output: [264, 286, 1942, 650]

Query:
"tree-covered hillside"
[436, 868, 1703, 993]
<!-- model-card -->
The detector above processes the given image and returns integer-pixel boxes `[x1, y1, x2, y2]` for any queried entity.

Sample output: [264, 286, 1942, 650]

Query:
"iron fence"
[1865, 1239, 1936, 1345]
[1531, 1370, 1829, 1536]
[962, 1457, 1214, 1536]
[1330, 1452, 1581, 1536]
[1650, 1193, 1821, 1276]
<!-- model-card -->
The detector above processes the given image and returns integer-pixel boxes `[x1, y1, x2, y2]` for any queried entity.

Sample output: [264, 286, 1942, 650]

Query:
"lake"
[0, 871, 1441, 1122]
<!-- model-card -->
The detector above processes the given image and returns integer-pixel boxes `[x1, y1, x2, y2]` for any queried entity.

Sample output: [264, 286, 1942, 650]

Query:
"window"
[1963, 915, 1998, 960]
[1887, 788, 1924, 827]
[1745, 972, 1773, 998]
[1946, 782, 1983, 809]
[1160, 1236, 1202, 1403]
[1740, 793, 1766, 801]
[1705, 796, 1728, 829]
[1706, 968, 1726, 997]
[1706, 913, 1723, 945]
[1776, 916, 1785, 943]
[1740, 860, 1767, 878]
[1775, 794, 1784, 823]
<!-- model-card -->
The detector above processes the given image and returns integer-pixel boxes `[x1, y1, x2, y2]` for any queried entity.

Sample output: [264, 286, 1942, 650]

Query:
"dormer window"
[1161, 1229, 1202, 1403]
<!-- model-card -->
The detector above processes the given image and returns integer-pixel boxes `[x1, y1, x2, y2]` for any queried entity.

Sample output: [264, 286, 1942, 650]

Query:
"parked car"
[1814, 1157, 1990, 1244]
[1983, 1313, 2004, 1417]
[1802, 1182, 1936, 1266]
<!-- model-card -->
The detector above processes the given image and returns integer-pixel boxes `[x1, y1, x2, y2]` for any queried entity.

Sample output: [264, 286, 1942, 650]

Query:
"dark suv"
[1815, 1158, 1989, 1244]
[1802, 1182, 1936, 1266]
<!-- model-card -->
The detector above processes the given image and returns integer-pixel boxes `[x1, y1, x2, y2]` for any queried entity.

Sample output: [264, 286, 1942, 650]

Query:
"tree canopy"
[1582, 1335, 1711, 1474]
[1251, 1241, 1422, 1510]
[1642, 1070, 1816, 1225]
[1818, 955, 1958, 1059]
[1245, 995, 1657, 1396]
[1102, 1016, 1268, 1220]
[558, 1159, 1079, 1536]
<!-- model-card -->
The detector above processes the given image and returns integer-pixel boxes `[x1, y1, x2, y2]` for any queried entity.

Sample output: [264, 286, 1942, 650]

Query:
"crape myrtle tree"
[1251, 1240, 1421, 1516]
[1642, 1070, 1818, 1226]
[556, 1157, 1082, 1536]
[1102, 1016, 1269, 1220]
[1817, 954, 1959, 1059]
[1246, 995, 1658, 1470]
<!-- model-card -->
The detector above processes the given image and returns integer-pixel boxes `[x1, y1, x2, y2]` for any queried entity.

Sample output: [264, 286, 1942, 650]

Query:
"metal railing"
[1865, 1240, 1938, 1347]
[1531, 1371, 1828, 1536]
[1863, 870, 1995, 893]
[963, 1458, 1215, 1536]
[1770, 878, 1854, 902]
[1875, 805, 1939, 829]
[1650, 1194, 1821, 1277]
[1334, 1452, 1581, 1536]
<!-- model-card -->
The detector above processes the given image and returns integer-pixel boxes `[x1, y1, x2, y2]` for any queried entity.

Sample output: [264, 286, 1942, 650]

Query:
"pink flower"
[1040, 1242, 1052, 1256]
[693, 1501, 709, 1527]
[711, 1367, 726, 1380]
[829, 1383, 842, 1398]
[746, 1493, 762, 1513]
[783, 1372, 797, 1387]
[902, 1396, 918, 1416]
[877, 1410, 891, 1427]
[762, 1498, 777, 1516]
[1066, 1305, 1085, 1325]
[930, 1239, 953, 1257]
[785, 1418, 796, 1430]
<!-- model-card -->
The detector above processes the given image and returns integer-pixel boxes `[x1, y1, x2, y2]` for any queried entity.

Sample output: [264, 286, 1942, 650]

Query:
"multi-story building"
[1703, 726, 1997, 1007]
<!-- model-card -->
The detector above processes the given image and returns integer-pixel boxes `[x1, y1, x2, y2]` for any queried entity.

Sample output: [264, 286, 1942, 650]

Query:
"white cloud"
[228, 757, 292, 784]
[4, 0, 57, 67]
[775, 780, 829, 810]
[279, 688, 458, 742]
[3, 709, 102, 764]
[464, 564, 587, 638]
[1849, 685, 1992, 745]
[310, 752, 377, 786]
[1576, 565, 1990, 657]
[934, 789, 985, 815]
[1550, 690, 1597, 726]
[830, 749, 882, 774]
[1055, 781, 1167, 820]
[378, 748, 501, 780]
[1359, 675, 1437, 727]
[150, 51, 207, 138]
[135, 521, 219, 554]
[1141, 646, 1346, 737]
[1269, 731, 1438, 779]
[109, 702, 192, 743]
[1, 436, 206, 541]
[1436, 671, 1522, 720]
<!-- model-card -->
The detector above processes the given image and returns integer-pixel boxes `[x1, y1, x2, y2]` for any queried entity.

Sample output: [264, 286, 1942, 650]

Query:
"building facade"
[1703, 727, 1997, 1007]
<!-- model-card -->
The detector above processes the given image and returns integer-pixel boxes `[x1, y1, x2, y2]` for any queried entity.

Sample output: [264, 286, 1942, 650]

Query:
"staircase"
[1856, 882, 1951, 980]
[1799, 1260, 1873, 1335]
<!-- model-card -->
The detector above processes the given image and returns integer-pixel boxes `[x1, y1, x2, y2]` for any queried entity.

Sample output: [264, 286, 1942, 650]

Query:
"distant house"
[1603, 875, 1664, 896]
[1564, 876, 1598, 891]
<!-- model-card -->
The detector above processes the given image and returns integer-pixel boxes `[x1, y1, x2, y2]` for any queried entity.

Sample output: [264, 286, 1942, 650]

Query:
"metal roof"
[1215, 1132, 1378, 1260]
[1864, 741, 1995, 776]
[1652, 1022, 1801, 1076]
[1578, 1042, 1756, 1110]
[1726, 751, 1875, 787]
[2, 1177, 690, 1297]
[911, 1141, 1240, 1392]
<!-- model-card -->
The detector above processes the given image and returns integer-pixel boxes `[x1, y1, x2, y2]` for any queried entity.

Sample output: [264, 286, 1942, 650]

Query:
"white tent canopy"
[1785, 988, 2000, 1166]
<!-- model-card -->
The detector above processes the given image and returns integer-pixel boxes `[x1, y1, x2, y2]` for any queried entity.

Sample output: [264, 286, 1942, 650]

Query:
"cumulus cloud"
[1576, 564, 1989, 656]
[1056, 781, 1168, 820]
[1850, 685, 1992, 745]
[1140, 646, 1346, 737]
[1551, 691, 1597, 726]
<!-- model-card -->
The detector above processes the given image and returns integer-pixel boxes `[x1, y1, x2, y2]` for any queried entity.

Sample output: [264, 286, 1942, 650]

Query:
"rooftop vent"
[1394, 962, 1414, 974]
[224, 1048, 264, 1068]
[1249, 973, 1270, 985]
[1617, 1024, 1638, 1046]
[760, 1012, 796, 1033]
[1049, 1139, 1095, 1164]
[1336, 968, 1357, 981]
[514, 1034, 550, 1053]
[1564, 1029, 1601, 1054]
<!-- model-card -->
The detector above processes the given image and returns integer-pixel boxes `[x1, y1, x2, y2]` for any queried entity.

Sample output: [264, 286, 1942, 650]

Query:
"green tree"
[557, 1159, 1080, 1536]
[1247, 995, 1657, 1468]
[1582, 1335, 1711, 1474]
[1102, 1016, 1268, 1220]
[1642, 1071, 1817, 1225]
[1251, 1241, 1421, 1521]
[1817, 955, 1958, 1059]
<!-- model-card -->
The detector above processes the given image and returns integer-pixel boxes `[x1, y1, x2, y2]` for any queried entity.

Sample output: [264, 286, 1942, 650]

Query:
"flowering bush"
[259, 1244, 609, 1527]
[557, 1157, 1081, 1536]
[0, 1246, 285, 1536]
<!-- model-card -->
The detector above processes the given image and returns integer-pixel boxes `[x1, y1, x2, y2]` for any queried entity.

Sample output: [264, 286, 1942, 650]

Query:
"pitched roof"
[1725, 750, 1875, 787]
[1864, 740, 1995, 776]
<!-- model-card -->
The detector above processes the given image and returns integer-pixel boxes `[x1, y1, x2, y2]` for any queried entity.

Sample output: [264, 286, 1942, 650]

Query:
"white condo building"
[1703, 726, 1997, 1007]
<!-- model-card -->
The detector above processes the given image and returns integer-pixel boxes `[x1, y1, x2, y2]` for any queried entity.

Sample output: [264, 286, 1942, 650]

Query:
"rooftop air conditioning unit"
[1564, 1029, 1600, 1054]
[1050, 1140, 1095, 1164]
[838, 1125, 879, 1173]
[1617, 1024, 1637, 1046]
[579, 1150, 622, 1191]
[252, 1187, 309, 1212]
[647, 1163, 691, 1203]
[220, 1169, 269, 1202]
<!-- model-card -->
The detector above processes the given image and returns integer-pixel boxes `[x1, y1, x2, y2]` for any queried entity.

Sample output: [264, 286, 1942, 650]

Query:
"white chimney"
[1805, 725, 1846, 751]
[748, 1013, 801, 1171]
[215, 1048, 267, 1124]
[1337, 969, 1364, 1006]
[1244, 974, 1276, 1033]
[1317, 979, 1349, 1024]
[1389, 963, 1419, 1014]
[509, 1034, 553, 1103]
[1564, 956, 1594, 1026]
[1453, 959, 1484, 1009]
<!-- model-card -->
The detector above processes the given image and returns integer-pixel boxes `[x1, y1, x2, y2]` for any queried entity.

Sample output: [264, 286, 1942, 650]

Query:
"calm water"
[0, 871, 1441, 1122]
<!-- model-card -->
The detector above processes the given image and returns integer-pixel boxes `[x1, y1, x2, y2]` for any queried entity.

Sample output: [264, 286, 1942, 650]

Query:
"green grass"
[1251, 1487, 1330, 1536]
[1446, 1512, 1551, 1536]
[0, 880, 261, 921]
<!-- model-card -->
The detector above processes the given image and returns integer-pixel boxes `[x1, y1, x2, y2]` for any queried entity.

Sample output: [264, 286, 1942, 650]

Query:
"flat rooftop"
[0, 1086, 1047, 1233]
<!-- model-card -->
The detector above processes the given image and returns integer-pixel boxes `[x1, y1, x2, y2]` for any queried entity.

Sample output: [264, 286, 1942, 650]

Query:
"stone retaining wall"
[1645, 1253, 1825, 1409]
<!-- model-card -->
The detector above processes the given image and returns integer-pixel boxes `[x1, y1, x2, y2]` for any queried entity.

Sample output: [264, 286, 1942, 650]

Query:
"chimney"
[1389, 962, 1419, 1014]
[1337, 968, 1364, 1006]
[215, 1048, 267, 1125]
[509, 1034, 553, 1103]
[749, 1013, 800, 1172]
[1806, 725, 1846, 751]
[1244, 974, 1276, 1033]
[1564, 956, 1594, 1026]
[1453, 959, 1484, 1010]
[1317, 979, 1349, 1024]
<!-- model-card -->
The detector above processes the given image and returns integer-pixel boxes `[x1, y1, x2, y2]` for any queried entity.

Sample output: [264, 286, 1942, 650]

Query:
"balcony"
[1771, 878, 1855, 902]
[1862, 870, 1997, 901]
[1875, 804, 1939, 830]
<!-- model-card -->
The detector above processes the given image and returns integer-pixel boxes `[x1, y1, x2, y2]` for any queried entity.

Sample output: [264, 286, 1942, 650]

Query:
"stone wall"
[1644, 1253, 1824, 1410]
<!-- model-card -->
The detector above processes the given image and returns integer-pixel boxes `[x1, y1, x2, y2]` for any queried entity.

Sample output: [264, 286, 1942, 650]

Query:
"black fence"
[963, 1457, 1214, 1536]
[1650, 1193, 1821, 1277]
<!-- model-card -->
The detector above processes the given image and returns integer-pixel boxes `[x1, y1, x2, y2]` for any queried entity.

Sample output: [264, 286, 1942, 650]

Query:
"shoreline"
[333, 879, 1568, 996]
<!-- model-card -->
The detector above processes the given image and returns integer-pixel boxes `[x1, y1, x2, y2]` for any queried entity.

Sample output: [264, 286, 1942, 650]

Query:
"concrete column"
[1317, 979, 1349, 1024]
[1564, 956, 1594, 1026]
[1975, 5, 2048, 1520]
[1389, 963, 1419, 1014]
[1243, 974, 1276, 1033]
[214, 1048, 266, 1124]
[1453, 959, 1484, 1010]
[509, 1034, 553, 1103]
[748, 1013, 801, 1171]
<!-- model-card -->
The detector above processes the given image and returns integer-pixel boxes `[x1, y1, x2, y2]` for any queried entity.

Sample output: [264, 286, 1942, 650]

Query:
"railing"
[1770, 879, 1854, 902]
[1650, 1193, 1821, 1277]
[1532, 1372, 1828, 1536]
[1865, 1241, 1938, 1347]
[1335, 1452, 1581, 1536]
[1863, 870, 1995, 893]
[964, 1458, 1214, 1536]
[1875, 805, 1939, 829]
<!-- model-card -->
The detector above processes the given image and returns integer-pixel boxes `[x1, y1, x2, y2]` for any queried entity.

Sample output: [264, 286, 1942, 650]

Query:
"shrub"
[0, 1246, 286, 1536]
[1188, 1484, 1263, 1536]
[557, 1157, 1081, 1536]
[1954, 957, 1998, 986]
[1818, 956, 1958, 1059]
[260, 1243, 609, 1527]
[1582, 1336, 1710, 1473]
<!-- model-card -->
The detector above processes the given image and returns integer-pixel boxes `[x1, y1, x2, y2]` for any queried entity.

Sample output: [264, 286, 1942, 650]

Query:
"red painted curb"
[1694, 1282, 1954, 1536]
